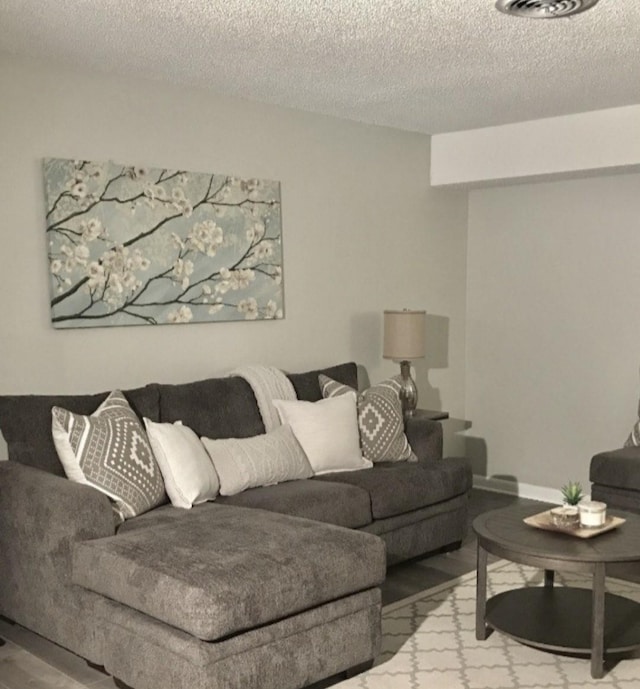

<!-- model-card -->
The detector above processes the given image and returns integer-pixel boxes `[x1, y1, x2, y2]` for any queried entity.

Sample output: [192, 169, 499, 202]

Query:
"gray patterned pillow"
[319, 374, 416, 463]
[52, 390, 166, 520]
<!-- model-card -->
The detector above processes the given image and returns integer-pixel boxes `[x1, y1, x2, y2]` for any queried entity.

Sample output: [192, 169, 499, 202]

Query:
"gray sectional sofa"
[0, 361, 472, 689]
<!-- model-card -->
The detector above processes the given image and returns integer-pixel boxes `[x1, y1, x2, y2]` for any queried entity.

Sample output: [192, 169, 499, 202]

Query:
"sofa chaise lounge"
[0, 361, 472, 689]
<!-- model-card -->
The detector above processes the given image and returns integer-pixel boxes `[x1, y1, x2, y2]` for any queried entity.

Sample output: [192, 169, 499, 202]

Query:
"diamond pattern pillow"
[319, 374, 416, 464]
[52, 390, 166, 520]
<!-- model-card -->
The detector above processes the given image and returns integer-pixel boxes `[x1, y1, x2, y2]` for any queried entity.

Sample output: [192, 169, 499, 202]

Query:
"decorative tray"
[523, 510, 625, 539]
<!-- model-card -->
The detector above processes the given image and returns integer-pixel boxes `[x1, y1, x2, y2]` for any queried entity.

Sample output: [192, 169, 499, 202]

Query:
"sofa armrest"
[404, 416, 443, 463]
[0, 461, 115, 622]
[590, 446, 640, 492]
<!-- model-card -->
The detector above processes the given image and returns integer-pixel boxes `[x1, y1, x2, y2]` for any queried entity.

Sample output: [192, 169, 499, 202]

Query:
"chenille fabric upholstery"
[286, 361, 358, 401]
[73, 504, 386, 640]
[0, 461, 116, 663]
[216, 478, 373, 528]
[316, 457, 472, 520]
[96, 588, 381, 689]
[0, 385, 160, 476]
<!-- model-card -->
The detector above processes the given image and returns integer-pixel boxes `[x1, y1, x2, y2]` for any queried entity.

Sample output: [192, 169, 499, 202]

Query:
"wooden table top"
[473, 505, 640, 565]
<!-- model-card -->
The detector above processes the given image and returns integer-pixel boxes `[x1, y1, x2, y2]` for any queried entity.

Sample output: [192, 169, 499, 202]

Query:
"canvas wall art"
[44, 158, 283, 328]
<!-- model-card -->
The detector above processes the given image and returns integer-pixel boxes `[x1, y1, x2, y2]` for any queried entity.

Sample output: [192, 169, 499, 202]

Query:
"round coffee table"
[474, 505, 640, 678]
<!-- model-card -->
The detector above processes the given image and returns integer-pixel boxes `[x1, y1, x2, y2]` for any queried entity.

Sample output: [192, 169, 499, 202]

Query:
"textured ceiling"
[1, 0, 639, 134]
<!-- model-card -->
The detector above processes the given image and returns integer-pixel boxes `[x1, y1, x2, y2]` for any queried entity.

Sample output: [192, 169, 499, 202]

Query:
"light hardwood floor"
[0, 489, 545, 689]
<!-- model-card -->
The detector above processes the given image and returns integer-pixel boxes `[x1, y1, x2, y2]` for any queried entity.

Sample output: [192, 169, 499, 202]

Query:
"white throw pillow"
[272, 393, 372, 475]
[144, 418, 220, 509]
[201, 424, 313, 496]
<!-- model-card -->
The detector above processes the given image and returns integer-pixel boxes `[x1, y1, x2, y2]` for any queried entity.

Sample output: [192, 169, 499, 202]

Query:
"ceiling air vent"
[495, 0, 600, 18]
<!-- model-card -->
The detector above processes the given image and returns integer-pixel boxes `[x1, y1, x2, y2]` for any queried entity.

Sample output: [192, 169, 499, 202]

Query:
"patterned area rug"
[336, 560, 640, 688]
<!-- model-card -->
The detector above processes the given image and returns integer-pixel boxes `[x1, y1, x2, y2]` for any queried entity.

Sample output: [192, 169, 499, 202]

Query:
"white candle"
[579, 501, 607, 528]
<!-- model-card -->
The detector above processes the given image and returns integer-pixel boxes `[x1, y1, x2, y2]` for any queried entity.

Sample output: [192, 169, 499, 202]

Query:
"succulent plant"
[561, 481, 584, 506]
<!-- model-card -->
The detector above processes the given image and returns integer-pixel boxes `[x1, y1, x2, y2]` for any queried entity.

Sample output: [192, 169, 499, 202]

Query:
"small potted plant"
[550, 481, 583, 527]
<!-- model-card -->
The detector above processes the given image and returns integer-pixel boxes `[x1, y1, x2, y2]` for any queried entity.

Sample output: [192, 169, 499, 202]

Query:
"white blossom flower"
[254, 242, 274, 260]
[50, 259, 62, 275]
[81, 218, 103, 241]
[122, 272, 140, 290]
[208, 304, 224, 315]
[71, 182, 87, 199]
[154, 185, 167, 201]
[187, 220, 223, 256]
[237, 298, 258, 320]
[217, 267, 255, 291]
[172, 258, 194, 279]
[264, 300, 278, 319]
[246, 222, 266, 243]
[173, 198, 193, 217]
[171, 187, 186, 202]
[202, 284, 212, 295]
[86, 262, 105, 289]
[274, 266, 282, 285]
[167, 305, 193, 323]
[109, 273, 124, 294]
[74, 245, 90, 266]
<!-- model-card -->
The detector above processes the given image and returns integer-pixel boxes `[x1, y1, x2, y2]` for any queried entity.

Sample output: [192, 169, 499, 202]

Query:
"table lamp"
[383, 309, 426, 416]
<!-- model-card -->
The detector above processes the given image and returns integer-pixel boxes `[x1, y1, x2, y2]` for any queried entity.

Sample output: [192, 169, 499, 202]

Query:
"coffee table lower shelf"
[486, 587, 640, 655]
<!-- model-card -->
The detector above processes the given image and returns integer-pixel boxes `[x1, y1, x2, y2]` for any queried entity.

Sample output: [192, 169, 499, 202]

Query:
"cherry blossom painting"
[44, 158, 283, 328]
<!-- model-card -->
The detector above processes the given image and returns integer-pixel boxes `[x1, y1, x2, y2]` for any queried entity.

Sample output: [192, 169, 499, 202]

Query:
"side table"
[410, 409, 449, 421]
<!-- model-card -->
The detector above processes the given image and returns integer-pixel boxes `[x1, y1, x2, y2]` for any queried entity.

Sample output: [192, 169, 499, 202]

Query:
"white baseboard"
[473, 474, 563, 504]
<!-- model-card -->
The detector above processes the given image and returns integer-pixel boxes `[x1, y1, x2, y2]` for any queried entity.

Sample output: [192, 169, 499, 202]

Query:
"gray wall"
[0, 57, 468, 458]
[465, 173, 640, 491]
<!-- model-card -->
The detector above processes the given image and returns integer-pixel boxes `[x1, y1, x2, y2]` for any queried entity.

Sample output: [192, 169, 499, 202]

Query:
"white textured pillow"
[272, 393, 372, 475]
[201, 424, 313, 496]
[144, 419, 220, 509]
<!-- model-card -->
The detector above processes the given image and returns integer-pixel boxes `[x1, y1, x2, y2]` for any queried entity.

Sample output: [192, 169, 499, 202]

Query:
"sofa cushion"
[319, 374, 416, 464]
[158, 376, 265, 439]
[52, 391, 167, 520]
[315, 457, 472, 520]
[590, 447, 640, 492]
[72, 504, 386, 642]
[201, 424, 313, 496]
[216, 479, 373, 528]
[286, 362, 358, 402]
[0, 385, 160, 476]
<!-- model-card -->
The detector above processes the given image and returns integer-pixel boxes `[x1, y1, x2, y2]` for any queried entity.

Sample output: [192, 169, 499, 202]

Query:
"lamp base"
[398, 360, 418, 417]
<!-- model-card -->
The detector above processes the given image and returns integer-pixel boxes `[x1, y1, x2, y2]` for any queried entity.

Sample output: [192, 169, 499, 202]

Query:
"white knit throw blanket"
[232, 365, 297, 431]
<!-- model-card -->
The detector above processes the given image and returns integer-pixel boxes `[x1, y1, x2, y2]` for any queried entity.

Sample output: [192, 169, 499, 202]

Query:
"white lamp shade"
[383, 310, 426, 360]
